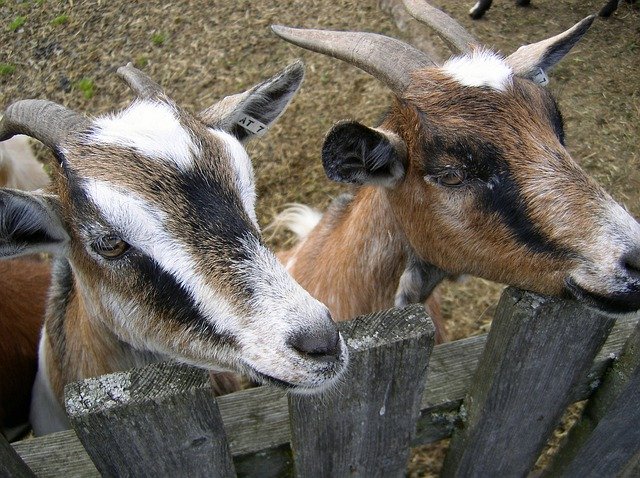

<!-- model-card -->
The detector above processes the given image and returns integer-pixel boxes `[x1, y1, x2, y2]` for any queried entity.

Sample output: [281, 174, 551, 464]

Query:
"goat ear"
[199, 60, 304, 142]
[506, 15, 594, 85]
[0, 189, 67, 258]
[321, 121, 407, 187]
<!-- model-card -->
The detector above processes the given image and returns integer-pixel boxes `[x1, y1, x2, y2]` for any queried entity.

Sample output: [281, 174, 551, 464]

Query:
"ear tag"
[236, 115, 268, 135]
[531, 68, 549, 86]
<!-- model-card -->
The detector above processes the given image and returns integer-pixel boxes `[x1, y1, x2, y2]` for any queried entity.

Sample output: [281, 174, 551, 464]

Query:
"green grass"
[51, 14, 69, 26]
[0, 63, 16, 75]
[8, 16, 26, 31]
[76, 77, 95, 99]
[151, 32, 166, 46]
[135, 55, 149, 68]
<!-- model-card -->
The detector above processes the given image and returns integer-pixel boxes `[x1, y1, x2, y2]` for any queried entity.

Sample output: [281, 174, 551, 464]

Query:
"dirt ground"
[1, 0, 638, 475]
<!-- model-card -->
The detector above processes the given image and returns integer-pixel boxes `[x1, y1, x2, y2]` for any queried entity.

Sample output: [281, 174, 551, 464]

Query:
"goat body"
[0, 258, 50, 434]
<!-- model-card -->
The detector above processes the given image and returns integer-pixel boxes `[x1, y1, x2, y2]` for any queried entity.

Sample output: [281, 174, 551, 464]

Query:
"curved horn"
[271, 26, 436, 95]
[0, 100, 88, 151]
[117, 63, 164, 99]
[402, 0, 478, 54]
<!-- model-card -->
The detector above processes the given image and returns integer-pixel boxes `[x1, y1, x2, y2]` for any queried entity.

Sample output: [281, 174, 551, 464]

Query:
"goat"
[469, 0, 628, 19]
[0, 61, 348, 436]
[0, 135, 50, 439]
[0, 258, 50, 439]
[469, 0, 530, 20]
[270, 0, 640, 340]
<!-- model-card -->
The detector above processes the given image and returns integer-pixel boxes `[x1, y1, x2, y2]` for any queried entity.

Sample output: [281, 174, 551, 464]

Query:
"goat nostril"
[289, 325, 340, 360]
[622, 248, 640, 277]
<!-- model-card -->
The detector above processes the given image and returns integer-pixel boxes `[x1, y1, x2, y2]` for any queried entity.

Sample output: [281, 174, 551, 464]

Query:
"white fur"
[214, 129, 259, 228]
[90, 101, 199, 170]
[268, 203, 323, 241]
[443, 50, 513, 91]
[30, 338, 70, 435]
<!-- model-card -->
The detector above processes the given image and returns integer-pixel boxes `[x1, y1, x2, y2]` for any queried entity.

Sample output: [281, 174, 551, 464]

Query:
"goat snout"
[621, 247, 640, 280]
[288, 318, 341, 361]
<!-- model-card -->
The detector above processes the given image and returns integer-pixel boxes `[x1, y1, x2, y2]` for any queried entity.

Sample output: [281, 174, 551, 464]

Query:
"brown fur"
[0, 257, 50, 428]
[282, 187, 448, 343]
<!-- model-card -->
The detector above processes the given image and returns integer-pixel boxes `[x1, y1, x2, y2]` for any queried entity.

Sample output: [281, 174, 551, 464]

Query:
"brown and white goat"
[0, 136, 50, 438]
[270, 0, 640, 339]
[0, 258, 49, 438]
[0, 61, 348, 435]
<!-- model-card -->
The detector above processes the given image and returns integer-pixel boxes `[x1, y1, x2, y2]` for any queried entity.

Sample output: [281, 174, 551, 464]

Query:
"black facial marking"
[177, 168, 256, 260]
[134, 253, 239, 348]
[422, 132, 570, 257]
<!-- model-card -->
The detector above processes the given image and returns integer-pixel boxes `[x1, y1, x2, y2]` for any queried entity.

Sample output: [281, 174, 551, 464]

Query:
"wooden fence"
[2, 287, 639, 477]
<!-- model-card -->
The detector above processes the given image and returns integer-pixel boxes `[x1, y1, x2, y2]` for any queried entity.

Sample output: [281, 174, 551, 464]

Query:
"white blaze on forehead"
[83, 178, 241, 330]
[210, 129, 259, 228]
[443, 50, 513, 91]
[90, 100, 199, 170]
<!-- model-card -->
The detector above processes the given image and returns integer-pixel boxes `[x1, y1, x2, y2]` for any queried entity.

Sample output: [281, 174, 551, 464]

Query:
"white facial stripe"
[211, 129, 258, 228]
[84, 179, 240, 331]
[90, 101, 199, 170]
[443, 50, 513, 91]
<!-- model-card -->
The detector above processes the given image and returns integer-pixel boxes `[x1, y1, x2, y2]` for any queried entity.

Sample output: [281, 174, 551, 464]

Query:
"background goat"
[469, 0, 629, 19]
[0, 62, 348, 435]
[270, 0, 640, 341]
[0, 135, 50, 439]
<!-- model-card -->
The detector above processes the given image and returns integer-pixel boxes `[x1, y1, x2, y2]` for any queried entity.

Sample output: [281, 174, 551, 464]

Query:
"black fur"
[422, 134, 571, 258]
[321, 121, 402, 185]
[0, 191, 63, 256]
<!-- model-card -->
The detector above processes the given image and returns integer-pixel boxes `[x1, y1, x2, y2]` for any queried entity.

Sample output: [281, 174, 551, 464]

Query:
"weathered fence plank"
[12, 430, 99, 478]
[65, 361, 236, 478]
[0, 433, 35, 478]
[12, 310, 638, 476]
[545, 320, 640, 477]
[442, 288, 616, 478]
[289, 304, 435, 478]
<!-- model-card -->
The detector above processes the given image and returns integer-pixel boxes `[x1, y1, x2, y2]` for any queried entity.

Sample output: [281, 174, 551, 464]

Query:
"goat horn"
[402, 0, 478, 54]
[271, 26, 436, 95]
[117, 63, 164, 99]
[0, 100, 88, 151]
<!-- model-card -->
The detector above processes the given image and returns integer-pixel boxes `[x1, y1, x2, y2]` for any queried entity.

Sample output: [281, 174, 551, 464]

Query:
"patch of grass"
[135, 55, 149, 68]
[151, 32, 166, 46]
[0, 63, 16, 75]
[51, 14, 69, 26]
[8, 16, 26, 31]
[76, 77, 95, 99]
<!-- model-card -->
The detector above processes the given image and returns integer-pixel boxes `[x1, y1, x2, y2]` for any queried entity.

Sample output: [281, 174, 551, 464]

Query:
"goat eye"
[92, 234, 129, 259]
[437, 169, 466, 187]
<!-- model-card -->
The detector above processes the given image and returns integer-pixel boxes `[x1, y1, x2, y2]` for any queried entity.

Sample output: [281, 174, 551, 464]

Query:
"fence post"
[288, 304, 435, 478]
[545, 319, 640, 477]
[441, 288, 615, 478]
[0, 433, 35, 478]
[65, 361, 236, 478]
